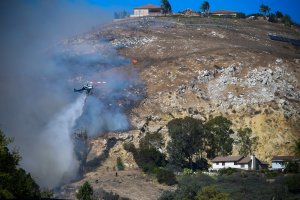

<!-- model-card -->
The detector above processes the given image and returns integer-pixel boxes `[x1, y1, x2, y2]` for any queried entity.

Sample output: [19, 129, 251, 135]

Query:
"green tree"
[124, 133, 166, 173]
[196, 186, 230, 200]
[0, 129, 41, 199]
[282, 14, 292, 26]
[260, 4, 271, 18]
[116, 157, 125, 171]
[292, 139, 300, 156]
[200, 1, 210, 16]
[236, 128, 258, 156]
[275, 11, 283, 18]
[167, 117, 206, 169]
[161, 0, 172, 15]
[76, 181, 93, 200]
[205, 116, 234, 159]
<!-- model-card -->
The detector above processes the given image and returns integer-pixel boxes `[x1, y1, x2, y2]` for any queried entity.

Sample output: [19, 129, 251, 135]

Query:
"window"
[241, 164, 245, 168]
[222, 162, 225, 166]
[234, 162, 237, 165]
[216, 162, 219, 165]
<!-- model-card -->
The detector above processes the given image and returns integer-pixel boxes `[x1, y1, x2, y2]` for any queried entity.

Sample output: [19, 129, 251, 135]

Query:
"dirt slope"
[57, 17, 300, 199]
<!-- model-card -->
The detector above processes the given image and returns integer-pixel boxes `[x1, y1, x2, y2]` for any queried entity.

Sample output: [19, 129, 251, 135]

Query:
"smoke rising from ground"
[0, 1, 142, 188]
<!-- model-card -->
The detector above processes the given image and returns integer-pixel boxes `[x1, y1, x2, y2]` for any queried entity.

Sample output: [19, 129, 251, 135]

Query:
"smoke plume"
[0, 1, 142, 188]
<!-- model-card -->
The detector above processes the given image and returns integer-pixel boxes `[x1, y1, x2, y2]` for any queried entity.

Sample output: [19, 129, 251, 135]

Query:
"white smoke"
[24, 94, 87, 188]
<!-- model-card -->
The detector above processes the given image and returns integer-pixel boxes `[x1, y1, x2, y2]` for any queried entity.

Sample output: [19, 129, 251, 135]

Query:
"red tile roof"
[134, 4, 161, 9]
[211, 155, 243, 162]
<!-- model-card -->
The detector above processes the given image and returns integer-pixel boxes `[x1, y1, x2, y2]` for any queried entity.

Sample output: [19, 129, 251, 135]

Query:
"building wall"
[212, 162, 250, 170]
[272, 161, 285, 169]
[211, 13, 237, 17]
[133, 9, 149, 17]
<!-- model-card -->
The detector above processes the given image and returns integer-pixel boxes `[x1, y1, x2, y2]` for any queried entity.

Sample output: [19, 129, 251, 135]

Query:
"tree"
[167, 117, 206, 169]
[76, 181, 93, 200]
[200, 1, 210, 16]
[161, 0, 172, 15]
[292, 139, 300, 156]
[275, 11, 283, 19]
[236, 128, 258, 156]
[205, 116, 234, 159]
[0, 129, 41, 199]
[282, 14, 292, 26]
[260, 4, 271, 18]
[124, 132, 166, 173]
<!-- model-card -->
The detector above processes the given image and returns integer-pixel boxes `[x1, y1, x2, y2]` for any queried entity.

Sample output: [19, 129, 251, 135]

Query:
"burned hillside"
[57, 17, 300, 199]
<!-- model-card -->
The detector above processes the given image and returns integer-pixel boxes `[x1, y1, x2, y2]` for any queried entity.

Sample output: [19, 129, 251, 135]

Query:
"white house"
[210, 10, 238, 18]
[211, 155, 268, 171]
[271, 156, 300, 170]
[130, 4, 161, 17]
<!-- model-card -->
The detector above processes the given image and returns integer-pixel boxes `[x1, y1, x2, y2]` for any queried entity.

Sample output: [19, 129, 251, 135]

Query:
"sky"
[88, 0, 300, 24]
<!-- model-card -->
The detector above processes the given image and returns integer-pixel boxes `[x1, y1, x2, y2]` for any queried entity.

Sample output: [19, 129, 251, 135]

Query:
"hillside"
[57, 17, 300, 199]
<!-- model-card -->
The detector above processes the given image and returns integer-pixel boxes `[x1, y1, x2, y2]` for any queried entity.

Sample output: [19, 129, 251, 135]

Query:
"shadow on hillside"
[84, 137, 118, 172]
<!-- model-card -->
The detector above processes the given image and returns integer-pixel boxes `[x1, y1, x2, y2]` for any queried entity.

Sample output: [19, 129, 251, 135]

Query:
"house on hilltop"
[130, 4, 161, 17]
[210, 10, 238, 18]
[271, 156, 300, 170]
[211, 155, 268, 171]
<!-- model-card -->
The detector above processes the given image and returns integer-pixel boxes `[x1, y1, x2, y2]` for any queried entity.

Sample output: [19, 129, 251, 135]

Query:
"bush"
[218, 167, 237, 176]
[268, 13, 277, 23]
[285, 161, 299, 173]
[123, 142, 136, 153]
[236, 12, 246, 19]
[116, 157, 125, 171]
[264, 170, 278, 178]
[156, 169, 177, 186]
[282, 14, 292, 26]
[285, 174, 300, 193]
[158, 191, 176, 200]
[183, 168, 193, 175]
[76, 181, 93, 200]
[196, 186, 230, 200]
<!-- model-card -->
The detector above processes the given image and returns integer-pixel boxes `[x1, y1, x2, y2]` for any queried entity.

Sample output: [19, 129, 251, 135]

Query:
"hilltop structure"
[130, 4, 161, 17]
[210, 10, 238, 18]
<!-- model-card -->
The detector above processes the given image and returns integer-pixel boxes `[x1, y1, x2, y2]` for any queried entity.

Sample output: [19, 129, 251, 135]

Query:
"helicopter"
[74, 81, 107, 94]
[74, 82, 93, 94]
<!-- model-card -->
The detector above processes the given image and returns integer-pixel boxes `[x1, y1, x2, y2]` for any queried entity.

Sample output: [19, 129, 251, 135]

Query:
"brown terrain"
[57, 17, 300, 199]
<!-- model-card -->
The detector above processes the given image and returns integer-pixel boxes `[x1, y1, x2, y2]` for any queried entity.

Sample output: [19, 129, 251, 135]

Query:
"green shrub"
[196, 186, 230, 200]
[265, 170, 278, 178]
[116, 157, 125, 171]
[284, 161, 299, 173]
[218, 167, 237, 176]
[76, 181, 93, 200]
[158, 191, 176, 200]
[183, 168, 193, 175]
[236, 12, 246, 19]
[156, 169, 177, 186]
[123, 142, 136, 153]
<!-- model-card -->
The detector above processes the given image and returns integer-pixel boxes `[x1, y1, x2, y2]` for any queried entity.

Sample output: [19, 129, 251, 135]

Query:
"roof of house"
[211, 155, 243, 162]
[272, 156, 300, 161]
[134, 4, 161, 10]
[211, 10, 237, 14]
[237, 156, 251, 164]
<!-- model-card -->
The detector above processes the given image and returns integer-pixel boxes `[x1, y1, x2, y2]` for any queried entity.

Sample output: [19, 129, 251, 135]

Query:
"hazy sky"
[89, 0, 300, 23]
